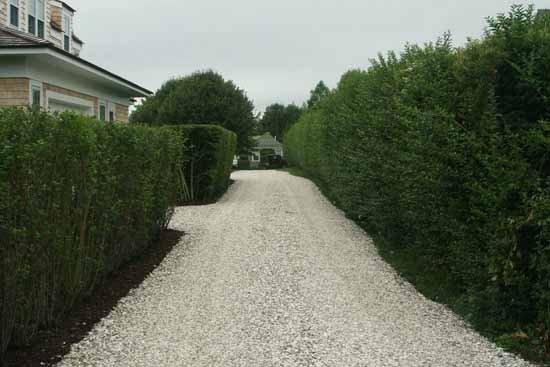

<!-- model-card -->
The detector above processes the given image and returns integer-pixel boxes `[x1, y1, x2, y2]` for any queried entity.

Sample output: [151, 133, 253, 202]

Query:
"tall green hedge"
[0, 109, 182, 360]
[285, 6, 550, 358]
[172, 125, 237, 203]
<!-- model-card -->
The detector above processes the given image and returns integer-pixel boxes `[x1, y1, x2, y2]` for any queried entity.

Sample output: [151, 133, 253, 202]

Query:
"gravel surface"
[58, 170, 534, 367]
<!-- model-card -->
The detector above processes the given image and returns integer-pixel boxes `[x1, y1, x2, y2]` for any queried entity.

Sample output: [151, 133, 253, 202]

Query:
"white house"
[252, 132, 283, 157]
[0, 0, 151, 122]
[234, 132, 284, 168]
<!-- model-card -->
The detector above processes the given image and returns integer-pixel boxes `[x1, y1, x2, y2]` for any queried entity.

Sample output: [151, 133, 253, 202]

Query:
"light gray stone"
[58, 170, 533, 367]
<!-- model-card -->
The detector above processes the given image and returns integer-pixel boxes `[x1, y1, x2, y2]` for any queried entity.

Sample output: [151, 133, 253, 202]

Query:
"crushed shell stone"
[58, 170, 534, 367]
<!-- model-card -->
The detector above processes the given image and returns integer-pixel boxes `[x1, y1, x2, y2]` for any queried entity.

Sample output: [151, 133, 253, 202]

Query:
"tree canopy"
[307, 81, 331, 109]
[130, 70, 256, 153]
[259, 103, 302, 142]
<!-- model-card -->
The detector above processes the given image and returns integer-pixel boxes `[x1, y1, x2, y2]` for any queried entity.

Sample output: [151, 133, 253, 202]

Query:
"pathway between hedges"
[59, 170, 533, 367]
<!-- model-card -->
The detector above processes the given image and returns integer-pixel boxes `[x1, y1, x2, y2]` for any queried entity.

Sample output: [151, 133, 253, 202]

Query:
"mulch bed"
[3, 229, 184, 367]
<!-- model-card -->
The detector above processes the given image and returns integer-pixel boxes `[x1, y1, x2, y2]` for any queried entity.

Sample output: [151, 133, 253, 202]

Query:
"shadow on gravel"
[4, 229, 184, 367]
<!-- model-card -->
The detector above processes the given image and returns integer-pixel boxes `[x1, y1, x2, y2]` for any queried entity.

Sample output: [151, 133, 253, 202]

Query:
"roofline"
[0, 45, 152, 96]
[61, 1, 76, 13]
[72, 33, 84, 44]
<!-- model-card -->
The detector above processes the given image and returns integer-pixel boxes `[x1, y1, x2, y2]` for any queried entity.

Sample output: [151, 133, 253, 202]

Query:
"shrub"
[130, 70, 256, 153]
[259, 103, 303, 142]
[0, 109, 182, 360]
[171, 125, 237, 203]
[237, 157, 251, 170]
[285, 5, 550, 359]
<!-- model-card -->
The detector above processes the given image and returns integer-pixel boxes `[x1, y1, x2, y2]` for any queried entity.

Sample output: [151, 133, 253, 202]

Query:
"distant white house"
[234, 132, 284, 168]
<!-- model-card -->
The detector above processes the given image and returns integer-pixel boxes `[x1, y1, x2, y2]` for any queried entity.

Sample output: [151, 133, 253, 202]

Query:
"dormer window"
[63, 13, 71, 52]
[28, 0, 45, 38]
[9, 0, 19, 28]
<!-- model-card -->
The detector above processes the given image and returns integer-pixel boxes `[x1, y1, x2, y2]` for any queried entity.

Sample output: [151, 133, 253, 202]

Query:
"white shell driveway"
[58, 170, 533, 367]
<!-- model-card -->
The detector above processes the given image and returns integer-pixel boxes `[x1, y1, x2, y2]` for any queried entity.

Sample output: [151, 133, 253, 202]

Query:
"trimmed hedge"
[285, 6, 550, 358]
[0, 109, 182, 360]
[171, 125, 237, 203]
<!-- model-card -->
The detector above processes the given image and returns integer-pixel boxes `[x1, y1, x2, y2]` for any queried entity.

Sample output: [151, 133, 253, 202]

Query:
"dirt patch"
[4, 229, 184, 367]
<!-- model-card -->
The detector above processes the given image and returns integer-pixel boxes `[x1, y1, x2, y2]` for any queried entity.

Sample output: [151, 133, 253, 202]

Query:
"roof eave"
[72, 35, 84, 45]
[0, 44, 47, 49]
[0, 46, 152, 97]
[61, 2, 76, 13]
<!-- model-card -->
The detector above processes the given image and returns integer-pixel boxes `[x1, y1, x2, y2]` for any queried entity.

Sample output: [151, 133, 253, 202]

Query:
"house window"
[29, 81, 42, 108]
[99, 103, 106, 121]
[28, 0, 45, 38]
[63, 13, 71, 52]
[31, 88, 41, 107]
[108, 103, 116, 122]
[9, 0, 19, 28]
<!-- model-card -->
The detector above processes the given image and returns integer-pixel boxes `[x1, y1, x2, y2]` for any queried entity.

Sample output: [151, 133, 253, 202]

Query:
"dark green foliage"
[237, 160, 251, 170]
[259, 103, 303, 142]
[0, 109, 182, 360]
[261, 155, 285, 169]
[130, 70, 255, 153]
[307, 81, 331, 109]
[171, 125, 236, 203]
[285, 6, 550, 361]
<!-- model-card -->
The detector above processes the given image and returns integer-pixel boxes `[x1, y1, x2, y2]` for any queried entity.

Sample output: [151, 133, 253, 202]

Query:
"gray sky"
[71, 0, 548, 112]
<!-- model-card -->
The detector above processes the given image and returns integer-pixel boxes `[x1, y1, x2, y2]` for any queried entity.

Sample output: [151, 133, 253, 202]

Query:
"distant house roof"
[253, 133, 283, 150]
[0, 24, 151, 97]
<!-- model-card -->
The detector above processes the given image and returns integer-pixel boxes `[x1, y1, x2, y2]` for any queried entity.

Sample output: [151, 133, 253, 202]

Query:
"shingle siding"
[115, 103, 129, 123]
[47, 1, 63, 49]
[0, 1, 7, 25]
[20, 0, 26, 31]
[0, 78, 29, 106]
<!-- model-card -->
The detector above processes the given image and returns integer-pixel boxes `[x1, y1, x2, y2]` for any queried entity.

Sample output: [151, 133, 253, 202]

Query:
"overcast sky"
[70, 0, 548, 112]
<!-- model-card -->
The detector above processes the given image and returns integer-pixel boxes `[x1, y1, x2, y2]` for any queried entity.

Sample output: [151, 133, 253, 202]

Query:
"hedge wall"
[0, 109, 182, 360]
[171, 125, 237, 203]
[285, 6, 550, 358]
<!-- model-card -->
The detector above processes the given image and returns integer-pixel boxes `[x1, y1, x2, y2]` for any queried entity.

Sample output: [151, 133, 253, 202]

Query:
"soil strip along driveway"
[58, 170, 533, 367]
